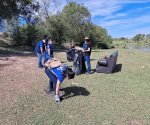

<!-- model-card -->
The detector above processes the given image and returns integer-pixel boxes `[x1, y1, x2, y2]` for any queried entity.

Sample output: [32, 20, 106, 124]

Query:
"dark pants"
[45, 68, 57, 94]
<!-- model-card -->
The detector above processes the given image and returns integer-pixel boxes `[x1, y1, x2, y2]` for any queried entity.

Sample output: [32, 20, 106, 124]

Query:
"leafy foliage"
[2, 1, 113, 48]
[90, 25, 112, 48]
[0, 0, 39, 23]
[6, 18, 42, 46]
[132, 34, 145, 42]
[61, 2, 91, 44]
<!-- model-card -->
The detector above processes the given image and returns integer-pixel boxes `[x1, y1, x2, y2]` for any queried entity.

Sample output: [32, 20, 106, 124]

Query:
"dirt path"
[0, 52, 67, 107]
[0, 54, 38, 104]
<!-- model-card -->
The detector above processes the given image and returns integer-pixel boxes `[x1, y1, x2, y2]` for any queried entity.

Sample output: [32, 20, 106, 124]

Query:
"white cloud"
[100, 14, 150, 28]
[79, 0, 150, 37]
[77, 0, 150, 17]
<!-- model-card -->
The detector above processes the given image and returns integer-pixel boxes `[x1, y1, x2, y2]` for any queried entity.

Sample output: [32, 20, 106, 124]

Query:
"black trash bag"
[66, 48, 75, 62]
[73, 51, 86, 75]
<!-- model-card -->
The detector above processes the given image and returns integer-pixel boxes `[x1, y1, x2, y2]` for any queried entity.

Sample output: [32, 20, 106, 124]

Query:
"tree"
[61, 2, 91, 44]
[133, 34, 145, 41]
[45, 12, 65, 43]
[0, 0, 39, 24]
[0, 0, 40, 46]
[90, 25, 112, 48]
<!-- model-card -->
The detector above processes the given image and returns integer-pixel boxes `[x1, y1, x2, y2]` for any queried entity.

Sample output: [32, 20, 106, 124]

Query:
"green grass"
[1, 48, 150, 125]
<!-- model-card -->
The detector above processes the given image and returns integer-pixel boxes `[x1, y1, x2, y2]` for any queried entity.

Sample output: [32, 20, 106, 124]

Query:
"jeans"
[44, 54, 50, 63]
[84, 55, 91, 73]
[44, 54, 54, 63]
[37, 53, 43, 68]
[45, 68, 57, 94]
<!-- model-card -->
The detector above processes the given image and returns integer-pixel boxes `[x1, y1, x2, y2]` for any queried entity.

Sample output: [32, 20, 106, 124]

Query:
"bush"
[11, 24, 44, 46]
[3, 32, 9, 38]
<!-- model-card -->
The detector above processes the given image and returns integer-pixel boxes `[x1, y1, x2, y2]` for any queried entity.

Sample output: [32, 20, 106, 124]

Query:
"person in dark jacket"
[35, 35, 48, 68]
[82, 36, 92, 74]
[67, 42, 76, 62]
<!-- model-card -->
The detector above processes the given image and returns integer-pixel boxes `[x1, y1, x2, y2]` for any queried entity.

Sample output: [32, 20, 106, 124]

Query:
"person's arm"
[56, 80, 61, 96]
[83, 47, 90, 52]
[40, 47, 44, 54]
[48, 48, 50, 56]
[75, 46, 84, 51]
[83, 44, 91, 52]
[40, 42, 44, 54]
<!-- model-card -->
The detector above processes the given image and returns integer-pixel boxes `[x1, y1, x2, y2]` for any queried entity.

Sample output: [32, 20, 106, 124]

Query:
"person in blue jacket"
[44, 58, 75, 103]
[34, 35, 48, 68]
[82, 36, 92, 74]
[44, 39, 54, 63]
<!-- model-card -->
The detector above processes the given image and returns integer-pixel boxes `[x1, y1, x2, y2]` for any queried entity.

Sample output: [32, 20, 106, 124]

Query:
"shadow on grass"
[61, 61, 68, 63]
[0, 46, 69, 58]
[90, 58, 97, 61]
[0, 48, 36, 57]
[61, 86, 90, 100]
[113, 64, 122, 73]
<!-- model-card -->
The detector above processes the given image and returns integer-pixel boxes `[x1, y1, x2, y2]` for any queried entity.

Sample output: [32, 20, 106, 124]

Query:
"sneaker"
[55, 95, 60, 103]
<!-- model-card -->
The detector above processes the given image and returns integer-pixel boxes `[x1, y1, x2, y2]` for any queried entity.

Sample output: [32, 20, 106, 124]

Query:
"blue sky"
[56, 0, 150, 38]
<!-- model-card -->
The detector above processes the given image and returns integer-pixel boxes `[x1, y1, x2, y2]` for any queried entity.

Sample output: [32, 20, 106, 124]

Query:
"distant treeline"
[113, 34, 150, 47]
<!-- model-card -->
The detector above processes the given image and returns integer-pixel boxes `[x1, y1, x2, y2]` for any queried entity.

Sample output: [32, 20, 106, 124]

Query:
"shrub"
[3, 32, 9, 38]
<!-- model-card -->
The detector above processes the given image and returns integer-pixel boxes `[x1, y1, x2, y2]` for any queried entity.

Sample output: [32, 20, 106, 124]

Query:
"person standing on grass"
[44, 39, 50, 63]
[44, 58, 75, 103]
[44, 38, 54, 63]
[34, 35, 48, 68]
[67, 42, 76, 61]
[82, 36, 92, 74]
[48, 39, 54, 58]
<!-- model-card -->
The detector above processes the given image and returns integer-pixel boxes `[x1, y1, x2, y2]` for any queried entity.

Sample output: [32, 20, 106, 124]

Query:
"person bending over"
[44, 58, 75, 103]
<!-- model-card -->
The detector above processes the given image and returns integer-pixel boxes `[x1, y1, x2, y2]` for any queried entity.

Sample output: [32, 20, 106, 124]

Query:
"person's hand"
[53, 58, 58, 61]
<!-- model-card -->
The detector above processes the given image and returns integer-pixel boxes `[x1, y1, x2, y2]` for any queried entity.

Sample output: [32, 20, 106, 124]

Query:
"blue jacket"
[34, 40, 44, 54]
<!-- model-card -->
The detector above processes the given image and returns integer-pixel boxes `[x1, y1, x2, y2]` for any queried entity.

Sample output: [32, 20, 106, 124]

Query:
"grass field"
[0, 47, 150, 125]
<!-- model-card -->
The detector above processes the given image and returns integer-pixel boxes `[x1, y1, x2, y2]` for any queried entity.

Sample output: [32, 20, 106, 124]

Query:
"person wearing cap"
[82, 36, 92, 74]
[34, 35, 48, 68]
[44, 58, 75, 103]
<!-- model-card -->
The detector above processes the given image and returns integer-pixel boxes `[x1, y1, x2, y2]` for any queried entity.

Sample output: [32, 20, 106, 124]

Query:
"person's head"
[70, 42, 75, 48]
[62, 65, 75, 79]
[84, 36, 90, 43]
[48, 39, 52, 44]
[42, 35, 48, 43]
[66, 67, 75, 79]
